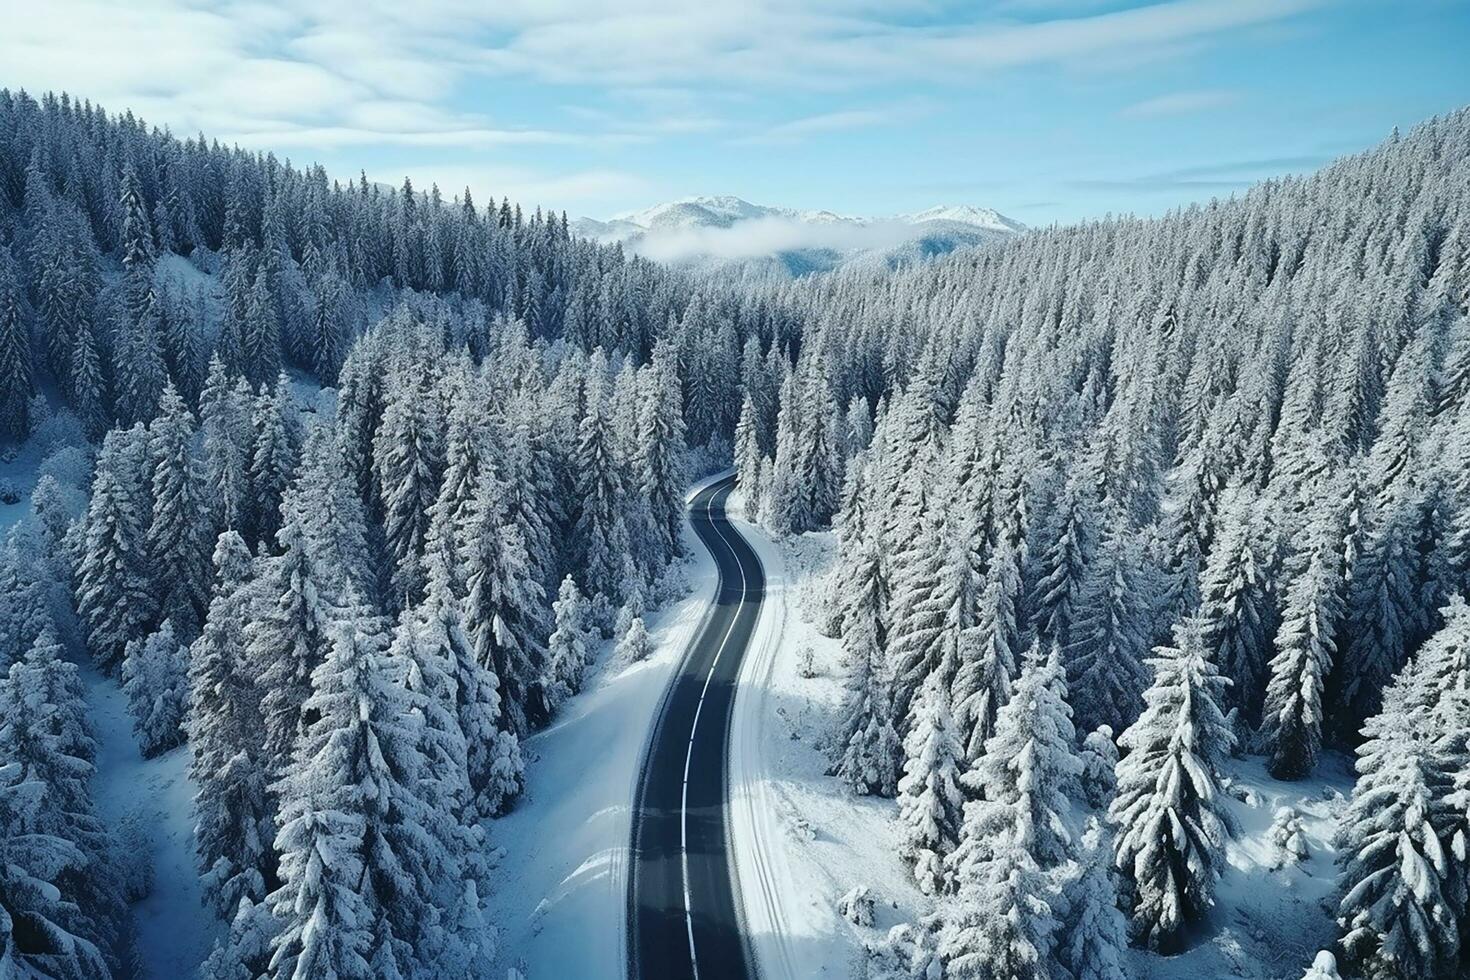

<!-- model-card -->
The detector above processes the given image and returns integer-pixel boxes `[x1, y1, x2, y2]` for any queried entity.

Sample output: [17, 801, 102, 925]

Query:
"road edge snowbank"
[725, 493, 802, 980]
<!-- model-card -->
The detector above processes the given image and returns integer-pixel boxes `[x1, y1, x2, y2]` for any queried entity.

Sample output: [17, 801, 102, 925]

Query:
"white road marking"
[680, 480, 750, 979]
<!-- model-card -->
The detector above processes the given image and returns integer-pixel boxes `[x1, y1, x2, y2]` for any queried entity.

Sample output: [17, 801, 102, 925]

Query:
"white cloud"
[0, 0, 1322, 222]
[624, 215, 924, 264]
[1119, 88, 1239, 118]
[737, 106, 906, 144]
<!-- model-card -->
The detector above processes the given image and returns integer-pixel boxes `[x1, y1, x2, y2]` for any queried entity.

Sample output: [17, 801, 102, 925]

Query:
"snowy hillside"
[571, 195, 1025, 278]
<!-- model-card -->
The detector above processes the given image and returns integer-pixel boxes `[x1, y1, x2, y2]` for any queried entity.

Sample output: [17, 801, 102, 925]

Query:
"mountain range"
[570, 195, 1025, 278]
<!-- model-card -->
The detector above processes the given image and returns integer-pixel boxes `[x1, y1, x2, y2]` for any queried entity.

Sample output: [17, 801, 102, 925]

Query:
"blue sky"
[3, 0, 1467, 224]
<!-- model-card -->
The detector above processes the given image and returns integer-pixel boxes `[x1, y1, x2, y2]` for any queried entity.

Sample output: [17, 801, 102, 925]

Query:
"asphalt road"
[627, 475, 764, 980]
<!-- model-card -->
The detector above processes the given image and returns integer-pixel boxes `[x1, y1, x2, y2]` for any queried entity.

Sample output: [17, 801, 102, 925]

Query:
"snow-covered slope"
[571, 196, 1024, 278]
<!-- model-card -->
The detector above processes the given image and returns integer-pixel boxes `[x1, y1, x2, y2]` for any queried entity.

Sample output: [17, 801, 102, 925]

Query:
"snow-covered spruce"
[1108, 617, 1234, 951]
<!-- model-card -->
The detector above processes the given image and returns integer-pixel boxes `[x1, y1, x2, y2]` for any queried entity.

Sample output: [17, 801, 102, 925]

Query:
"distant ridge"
[571, 195, 1025, 278]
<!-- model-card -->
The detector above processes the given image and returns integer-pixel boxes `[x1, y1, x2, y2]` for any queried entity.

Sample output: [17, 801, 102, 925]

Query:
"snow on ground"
[1133, 754, 1353, 980]
[81, 663, 220, 978]
[0, 438, 40, 533]
[725, 495, 1354, 980]
[726, 493, 928, 980]
[486, 472, 726, 979]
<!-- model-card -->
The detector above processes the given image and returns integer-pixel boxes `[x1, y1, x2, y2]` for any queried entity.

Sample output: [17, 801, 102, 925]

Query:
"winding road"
[627, 474, 764, 980]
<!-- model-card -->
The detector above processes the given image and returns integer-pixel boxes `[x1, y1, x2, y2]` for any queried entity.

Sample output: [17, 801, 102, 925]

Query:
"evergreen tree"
[734, 392, 764, 517]
[964, 643, 1081, 869]
[1109, 618, 1234, 950]
[833, 526, 901, 797]
[1336, 672, 1462, 980]
[248, 374, 299, 548]
[616, 616, 652, 662]
[573, 364, 630, 613]
[462, 468, 547, 733]
[266, 617, 403, 979]
[1057, 819, 1131, 980]
[200, 356, 251, 535]
[897, 669, 966, 895]
[636, 343, 688, 565]
[75, 434, 152, 673]
[0, 630, 126, 973]
[544, 575, 595, 709]
[0, 244, 35, 443]
[189, 531, 274, 919]
[1300, 951, 1343, 980]
[425, 558, 522, 820]
[1196, 487, 1271, 724]
[147, 383, 210, 635]
[1079, 725, 1119, 810]
[1338, 494, 1420, 734]
[247, 513, 339, 782]
[952, 538, 1020, 765]
[375, 370, 444, 604]
[1263, 508, 1345, 779]
[1065, 520, 1152, 736]
[0, 757, 110, 979]
[121, 619, 189, 757]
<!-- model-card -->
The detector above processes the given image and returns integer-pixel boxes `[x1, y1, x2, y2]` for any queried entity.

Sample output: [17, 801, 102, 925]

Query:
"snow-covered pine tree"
[266, 615, 405, 978]
[1299, 951, 1342, 980]
[121, 618, 189, 757]
[617, 616, 652, 662]
[424, 557, 522, 820]
[573, 359, 631, 614]
[545, 575, 595, 709]
[199, 355, 252, 535]
[147, 382, 210, 636]
[462, 466, 547, 733]
[241, 268, 281, 389]
[426, 377, 491, 596]
[189, 530, 275, 919]
[734, 392, 764, 517]
[887, 503, 960, 728]
[1079, 725, 1119, 810]
[1337, 491, 1420, 734]
[795, 354, 843, 531]
[384, 594, 494, 974]
[246, 511, 339, 782]
[284, 424, 378, 608]
[0, 757, 110, 978]
[1335, 668, 1462, 980]
[375, 367, 445, 604]
[113, 163, 167, 427]
[0, 629, 127, 972]
[1262, 502, 1346, 779]
[897, 668, 965, 895]
[952, 537, 1020, 766]
[636, 340, 688, 566]
[1028, 467, 1099, 653]
[941, 648, 1068, 980]
[75, 430, 153, 673]
[0, 244, 35, 443]
[1109, 617, 1235, 950]
[247, 373, 299, 548]
[1065, 518, 1152, 736]
[762, 366, 803, 536]
[1196, 486, 1271, 725]
[962, 642, 1081, 868]
[833, 521, 902, 797]
[1057, 818, 1131, 980]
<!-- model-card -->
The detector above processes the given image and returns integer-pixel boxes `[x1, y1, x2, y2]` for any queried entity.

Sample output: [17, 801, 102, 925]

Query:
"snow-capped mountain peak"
[573, 195, 1024, 278]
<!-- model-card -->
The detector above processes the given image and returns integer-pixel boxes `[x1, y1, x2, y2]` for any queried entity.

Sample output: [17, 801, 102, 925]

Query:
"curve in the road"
[627, 474, 765, 980]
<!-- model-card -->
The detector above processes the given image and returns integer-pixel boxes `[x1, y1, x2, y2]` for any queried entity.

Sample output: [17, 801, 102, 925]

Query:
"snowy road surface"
[627, 475, 763, 980]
